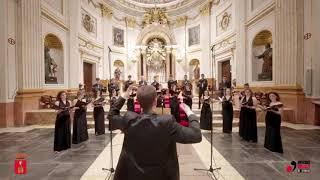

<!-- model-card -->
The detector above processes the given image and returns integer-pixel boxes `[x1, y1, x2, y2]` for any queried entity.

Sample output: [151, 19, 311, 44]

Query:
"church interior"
[0, 0, 320, 179]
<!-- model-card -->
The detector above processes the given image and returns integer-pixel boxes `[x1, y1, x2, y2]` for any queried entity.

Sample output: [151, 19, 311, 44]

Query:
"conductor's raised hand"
[123, 84, 138, 99]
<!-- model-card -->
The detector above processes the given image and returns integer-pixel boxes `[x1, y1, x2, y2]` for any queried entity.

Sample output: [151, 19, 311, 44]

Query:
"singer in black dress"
[182, 79, 193, 109]
[93, 90, 105, 135]
[72, 91, 89, 144]
[170, 89, 180, 123]
[239, 89, 258, 142]
[222, 88, 234, 133]
[263, 92, 283, 153]
[54, 91, 72, 152]
[127, 89, 136, 112]
[200, 90, 212, 130]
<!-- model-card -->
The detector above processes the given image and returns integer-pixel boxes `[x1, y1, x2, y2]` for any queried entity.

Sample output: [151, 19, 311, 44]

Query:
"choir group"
[53, 75, 283, 154]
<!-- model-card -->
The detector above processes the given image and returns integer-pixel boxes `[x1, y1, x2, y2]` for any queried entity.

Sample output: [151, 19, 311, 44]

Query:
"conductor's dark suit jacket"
[108, 97, 202, 180]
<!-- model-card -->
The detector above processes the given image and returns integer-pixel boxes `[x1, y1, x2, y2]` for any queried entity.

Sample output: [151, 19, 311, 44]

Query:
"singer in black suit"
[138, 76, 148, 86]
[92, 78, 106, 93]
[108, 85, 202, 180]
[219, 76, 231, 97]
[197, 74, 208, 109]
[108, 78, 119, 98]
[151, 76, 160, 91]
[167, 75, 177, 93]
[124, 75, 134, 91]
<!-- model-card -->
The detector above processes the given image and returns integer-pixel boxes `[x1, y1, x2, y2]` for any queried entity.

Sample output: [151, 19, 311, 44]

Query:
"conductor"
[108, 85, 202, 180]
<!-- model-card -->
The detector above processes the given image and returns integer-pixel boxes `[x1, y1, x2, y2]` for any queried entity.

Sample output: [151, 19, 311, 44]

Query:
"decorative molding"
[142, 8, 169, 28]
[125, 16, 136, 28]
[175, 16, 188, 27]
[78, 35, 104, 49]
[41, 8, 68, 31]
[245, 1, 275, 27]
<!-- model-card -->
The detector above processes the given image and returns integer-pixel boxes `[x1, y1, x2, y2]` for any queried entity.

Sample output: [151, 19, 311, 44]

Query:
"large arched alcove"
[252, 30, 273, 81]
[113, 60, 125, 81]
[44, 34, 64, 84]
[136, 24, 177, 82]
[189, 59, 200, 80]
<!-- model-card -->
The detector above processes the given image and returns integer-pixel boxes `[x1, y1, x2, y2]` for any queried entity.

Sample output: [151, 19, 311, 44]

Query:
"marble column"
[0, 0, 17, 127]
[273, 0, 305, 123]
[311, 0, 320, 97]
[13, 0, 43, 126]
[0, 0, 8, 103]
[234, 0, 247, 85]
[166, 48, 172, 81]
[17, 0, 42, 89]
[68, 0, 81, 89]
[199, 1, 211, 78]
[274, 0, 304, 86]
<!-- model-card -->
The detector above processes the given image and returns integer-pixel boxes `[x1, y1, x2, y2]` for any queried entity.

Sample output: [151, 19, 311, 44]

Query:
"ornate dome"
[104, 0, 207, 17]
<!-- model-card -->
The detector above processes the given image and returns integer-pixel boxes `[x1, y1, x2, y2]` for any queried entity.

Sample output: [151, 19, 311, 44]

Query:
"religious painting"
[188, 25, 200, 46]
[252, 30, 273, 81]
[44, 34, 64, 84]
[113, 27, 124, 47]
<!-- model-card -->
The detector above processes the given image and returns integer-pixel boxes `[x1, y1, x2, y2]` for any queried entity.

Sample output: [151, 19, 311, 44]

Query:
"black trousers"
[198, 90, 205, 109]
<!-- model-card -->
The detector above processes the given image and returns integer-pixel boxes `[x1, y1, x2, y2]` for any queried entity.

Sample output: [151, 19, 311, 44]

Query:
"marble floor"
[0, 126, 319, 180]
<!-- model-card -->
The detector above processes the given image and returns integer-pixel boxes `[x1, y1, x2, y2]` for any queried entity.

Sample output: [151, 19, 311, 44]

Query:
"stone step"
[85, 116, 238, 129]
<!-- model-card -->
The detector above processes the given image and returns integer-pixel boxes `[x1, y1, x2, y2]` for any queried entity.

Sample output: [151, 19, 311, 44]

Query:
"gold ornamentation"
[212, 0, 220, 5]
[125, 17, 136, 28]
[99, 3, 113, 18]
[175, 16, 188, 27]
[220, 12, 231, 31]
[200, 1, 212, 16]
[142, 8, 169, 27]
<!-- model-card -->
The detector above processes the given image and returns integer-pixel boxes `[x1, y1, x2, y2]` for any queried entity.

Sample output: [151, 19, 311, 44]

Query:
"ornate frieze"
[142, 8, 169, 27]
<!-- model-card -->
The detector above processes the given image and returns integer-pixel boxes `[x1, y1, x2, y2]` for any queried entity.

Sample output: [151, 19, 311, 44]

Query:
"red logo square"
[14, 159, 27, 174]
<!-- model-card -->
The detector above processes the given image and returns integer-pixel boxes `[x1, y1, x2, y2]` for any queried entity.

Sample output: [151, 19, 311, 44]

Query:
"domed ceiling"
[104, 0, 207, 17]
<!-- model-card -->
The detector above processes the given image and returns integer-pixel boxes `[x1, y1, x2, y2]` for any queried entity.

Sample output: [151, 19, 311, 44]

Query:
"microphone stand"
[194, 44, 221, 180]
[102, 46, 115, 180]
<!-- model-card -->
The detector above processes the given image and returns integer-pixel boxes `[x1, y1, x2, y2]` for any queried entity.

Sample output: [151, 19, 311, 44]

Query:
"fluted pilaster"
[274, 0, 304, 86]
[18, 0, 42, 89]
[69, 0, 81, 88]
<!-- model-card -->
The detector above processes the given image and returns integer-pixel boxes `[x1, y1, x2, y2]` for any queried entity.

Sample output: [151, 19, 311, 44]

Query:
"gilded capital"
[99, 3, 113, 18]
[125, 17, 136, 28]
[175, 16, 188, 27]
[200, 1, 212, 16]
